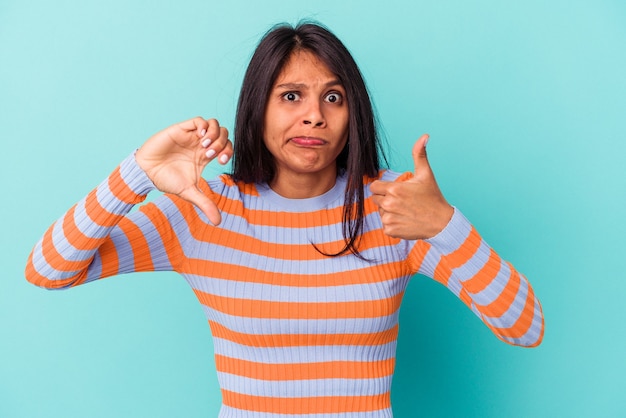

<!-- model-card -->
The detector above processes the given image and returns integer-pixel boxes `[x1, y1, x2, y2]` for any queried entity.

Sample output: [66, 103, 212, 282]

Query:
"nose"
[302, 100, 326, 127]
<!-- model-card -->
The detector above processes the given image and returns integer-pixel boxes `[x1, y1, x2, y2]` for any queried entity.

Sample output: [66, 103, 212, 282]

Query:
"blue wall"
[1, 1, 625, 416]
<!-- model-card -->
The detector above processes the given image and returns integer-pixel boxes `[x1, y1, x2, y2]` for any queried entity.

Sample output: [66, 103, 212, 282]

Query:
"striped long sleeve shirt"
[25, 153, 544, 417]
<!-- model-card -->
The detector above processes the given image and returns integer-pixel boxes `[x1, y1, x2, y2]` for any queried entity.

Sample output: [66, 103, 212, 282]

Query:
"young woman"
[26, 22, 544, 417]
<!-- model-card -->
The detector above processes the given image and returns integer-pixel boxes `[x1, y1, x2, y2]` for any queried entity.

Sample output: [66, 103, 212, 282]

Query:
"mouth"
[289, 136, 327, 146]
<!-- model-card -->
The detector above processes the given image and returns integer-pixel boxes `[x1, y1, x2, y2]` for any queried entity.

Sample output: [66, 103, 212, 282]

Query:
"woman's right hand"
[135, 117, 233, 225]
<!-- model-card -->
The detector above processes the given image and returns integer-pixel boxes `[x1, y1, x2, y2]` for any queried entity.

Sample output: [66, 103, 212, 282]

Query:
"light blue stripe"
[125, 210, 174, 271]
[201, 305, 399, 337]
[118, 152, 156, 196]
[215, 211, 385, 246]
[218, 405, 393, 418]
[424, 208, 472, 256]
[216, 373, 393, 397]
[457, 239, 492, 282]
[108, 225, 133, 275]
[50, 217, 94, 262]
[95, 180, 131, 216]
[496, 298, 543, 346]
[212, 337, 397, 364]
[31, 239, 78, 282]
[479, 273, 529, 329]
[72, 198, 111, 239]
[182, 238, 407, 278]
[186, 274, 407, 303]
[467, 259, 512, 306]
[448, 241, 502, 305]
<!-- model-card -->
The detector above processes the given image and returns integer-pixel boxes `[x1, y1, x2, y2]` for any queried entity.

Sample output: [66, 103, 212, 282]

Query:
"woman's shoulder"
[365, 169, 411, 183]
[202, 174, 261, 198]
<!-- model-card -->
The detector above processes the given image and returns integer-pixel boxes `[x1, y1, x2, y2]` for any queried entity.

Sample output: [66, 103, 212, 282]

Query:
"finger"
[412, 133, 431, 174]
[177, 117, 208, 136]
[203, 126, 230, 161]
[199, 119, 221, 144]
[181, 186, 222, 225]
[370, 193, 384, 208]
[217, 138, 233, 165]
[193, 117, 210, 138]
[369, 180, 392, 195]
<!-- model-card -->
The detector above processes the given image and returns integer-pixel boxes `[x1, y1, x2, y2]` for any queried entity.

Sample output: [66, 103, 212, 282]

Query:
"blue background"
[1, 1, 625, 417]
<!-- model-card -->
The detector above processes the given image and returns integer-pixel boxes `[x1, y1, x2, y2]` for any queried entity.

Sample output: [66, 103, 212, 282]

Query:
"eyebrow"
[274, 80, 343, 90]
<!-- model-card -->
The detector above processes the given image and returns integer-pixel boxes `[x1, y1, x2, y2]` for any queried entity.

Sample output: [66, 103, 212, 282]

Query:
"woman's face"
[263, 50, 349, 188]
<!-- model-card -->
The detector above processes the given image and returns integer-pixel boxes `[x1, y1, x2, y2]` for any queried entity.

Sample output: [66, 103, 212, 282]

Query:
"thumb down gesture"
[370, 134, 454, 240]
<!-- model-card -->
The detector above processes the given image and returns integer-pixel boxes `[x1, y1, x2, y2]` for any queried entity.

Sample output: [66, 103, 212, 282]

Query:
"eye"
[324, 92, 343, 104]
[282, 92, 300, 101]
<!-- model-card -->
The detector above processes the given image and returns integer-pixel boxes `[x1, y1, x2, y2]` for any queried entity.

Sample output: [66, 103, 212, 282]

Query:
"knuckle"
[382, 224, 398, 238]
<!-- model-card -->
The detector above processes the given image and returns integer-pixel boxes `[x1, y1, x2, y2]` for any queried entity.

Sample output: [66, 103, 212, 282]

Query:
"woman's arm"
[409, 209, 544, 347]
[25, 154, 157, 288]
[25, 117, 233, 289]
[371, 135, 544, 347]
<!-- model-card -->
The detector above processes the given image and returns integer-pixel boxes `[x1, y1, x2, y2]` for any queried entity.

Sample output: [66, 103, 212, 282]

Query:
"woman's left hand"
[370, 134, 454, 240]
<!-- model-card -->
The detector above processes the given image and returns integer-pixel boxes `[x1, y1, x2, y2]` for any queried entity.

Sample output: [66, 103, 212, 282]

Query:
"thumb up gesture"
[370, 134, 454, 240]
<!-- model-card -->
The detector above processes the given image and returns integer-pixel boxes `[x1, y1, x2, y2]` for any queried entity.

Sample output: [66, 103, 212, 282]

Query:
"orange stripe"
[432, 227, 482, 286]
[24, 252, 82, 288]
[116, 219, 154, 272]
[195, 290, 404, 320]
[108, 166, 146, 203]
[185, 259, 409, 287]
[209, 321, 399, 347]
[222, 390, 390, 414]
[491, 281, 542, 342]
[62, 205, 102, 250]
[172, 186, 401, 260]
[461, 248, 501, 294]
[458, 288, 473, 307]
[209, 172, 382, 195]
[197, 181, 382, 228]
[476, 263, 521, 318]
[138, 203, 186, 270]
[203, 175, 260, 196]
[84, 189, 125, 227]
[178, 223, 400, 262]
[406, 240, 431, 273]
[40, 226, 89, 273]
[215, 355, 395, 380]
[97, 240, 119, 278]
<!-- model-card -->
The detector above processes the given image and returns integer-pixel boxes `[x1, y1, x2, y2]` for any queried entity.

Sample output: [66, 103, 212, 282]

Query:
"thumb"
[180, 187, 222, 225]
[412, 133, 431, 175]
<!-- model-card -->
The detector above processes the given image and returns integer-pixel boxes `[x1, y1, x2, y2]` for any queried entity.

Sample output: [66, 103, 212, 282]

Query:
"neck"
[269, 170, 338, 199]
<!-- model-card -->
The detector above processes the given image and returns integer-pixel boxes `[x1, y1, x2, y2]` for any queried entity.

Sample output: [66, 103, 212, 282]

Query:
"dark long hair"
[232, 22, 386, 258]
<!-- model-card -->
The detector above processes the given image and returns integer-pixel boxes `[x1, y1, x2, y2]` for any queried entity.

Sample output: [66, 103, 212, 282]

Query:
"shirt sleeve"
[406, 208, 545, 347]
[24, 153, 182, 289]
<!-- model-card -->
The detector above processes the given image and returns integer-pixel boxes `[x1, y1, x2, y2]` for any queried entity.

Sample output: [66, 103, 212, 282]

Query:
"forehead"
[274, 50, 339, 86]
